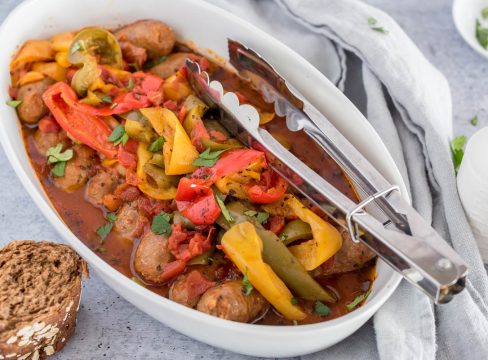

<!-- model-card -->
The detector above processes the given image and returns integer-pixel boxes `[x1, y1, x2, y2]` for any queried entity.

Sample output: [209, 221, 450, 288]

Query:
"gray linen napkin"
[207, 0, 488, 359]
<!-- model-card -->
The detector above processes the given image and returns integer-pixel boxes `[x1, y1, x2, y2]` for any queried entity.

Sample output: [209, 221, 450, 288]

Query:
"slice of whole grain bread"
[0, 241, 88, 360]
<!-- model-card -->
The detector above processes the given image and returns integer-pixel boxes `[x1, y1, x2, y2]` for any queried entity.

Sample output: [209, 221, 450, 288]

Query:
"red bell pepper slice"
[248, 168, 287, 204]
[42, 82, 118, 158]
[175, 178, 221, 225]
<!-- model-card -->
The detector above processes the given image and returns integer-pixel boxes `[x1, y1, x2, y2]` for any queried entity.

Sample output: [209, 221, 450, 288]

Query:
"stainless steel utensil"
[185, 41, 468, 304]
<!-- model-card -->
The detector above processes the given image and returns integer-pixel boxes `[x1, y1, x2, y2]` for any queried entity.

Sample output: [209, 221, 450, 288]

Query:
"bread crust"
[0, 241, 88, 359]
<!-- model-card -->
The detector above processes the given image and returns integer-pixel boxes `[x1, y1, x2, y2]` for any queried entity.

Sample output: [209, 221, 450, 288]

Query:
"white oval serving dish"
[0, 0, 406, 357]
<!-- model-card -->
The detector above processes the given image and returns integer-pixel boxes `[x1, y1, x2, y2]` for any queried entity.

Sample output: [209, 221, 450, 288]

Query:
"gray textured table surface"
[0, 0, 485, 359]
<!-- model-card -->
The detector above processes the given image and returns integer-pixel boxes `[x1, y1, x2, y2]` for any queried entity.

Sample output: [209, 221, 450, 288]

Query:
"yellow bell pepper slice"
[10, 40, 53, 70]
[263, 194, 343, 271]
[32, 62, 67, 82]
[55, 52, 71, 68]
[17, 71, 45, 86]
[162, 74, 192, 102]
[214, 158, 265, 199]
[140, 107, 199, 175]
[221, 222, 306, 321]
[50, 32, 75, 52]
[136, 143, 177, 200]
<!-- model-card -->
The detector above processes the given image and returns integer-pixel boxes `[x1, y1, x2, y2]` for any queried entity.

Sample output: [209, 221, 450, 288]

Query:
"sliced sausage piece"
[54, 144, 95, 192]
[149, 52, 194, 79]
[32, 129, 68, 156]
[134, 230, 173, 283]
[197, 280, 269, 323]
[313, 229, 376, 277]
[85, 168, 122, 207]
[114, 202, 148, 240]
[169, 270, 215, 308]
[115, 20, 175, 58]
[16, 77, 54, 124]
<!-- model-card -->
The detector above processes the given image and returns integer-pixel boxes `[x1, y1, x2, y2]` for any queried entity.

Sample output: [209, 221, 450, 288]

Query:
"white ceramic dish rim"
[0, 0, 405, 350]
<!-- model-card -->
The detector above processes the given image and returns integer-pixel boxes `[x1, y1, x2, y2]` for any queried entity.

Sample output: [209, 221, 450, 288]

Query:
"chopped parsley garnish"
[451, 135, 467, 174]
[101, 95, 113, 103]
[256, 211, 269, 225]
[127, 78, 135, 90]
[46, 143, 73, 177]
[476, 19, 488, 49]
[470, 115, 478, 126]
[108, 125, 129, 146]
[145, 56, 168, 69]
[129, 63, 140, 71]
[280, 233, 288, 242]
[242, 269, 253, 296]
[368, 16, 388, 34]
[96, 212, 117, 241]
[6, 99, 22, 108]
[314, 301, 331, 317]
[482, 7, 488, 19]
[192, 148, 227, 167]
[243, 209, 269, 224]
[148, 136, 165, 152]
[151, 211, 173, 236]
[243, 210, 258, 217]
[215, 196, 234, 222]
[346, 289, 372, 310]
[291, 297, 298, 305]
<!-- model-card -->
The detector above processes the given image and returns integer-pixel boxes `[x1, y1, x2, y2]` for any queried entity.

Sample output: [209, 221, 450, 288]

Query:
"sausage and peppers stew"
[8, 19, 376, 325]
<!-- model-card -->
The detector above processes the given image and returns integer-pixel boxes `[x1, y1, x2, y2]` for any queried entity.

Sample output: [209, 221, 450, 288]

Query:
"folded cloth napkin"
[207, 0, 488, 359]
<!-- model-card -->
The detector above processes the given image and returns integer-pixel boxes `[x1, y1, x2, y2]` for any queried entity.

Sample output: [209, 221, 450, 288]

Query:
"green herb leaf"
[451, 135, 467, 174]
[129, 63, 140, 71]
[127, 78, 135, 90]
[192, 148, 227, 167]
[476, 19, 488, 49]
[101, 95, 113, 103]
[291, 297, 298, 305]
[51, 161, 67, 177]
[242, 269, 253, 296]
[108, 125, 128, 146]
[482, 7, 488, 19]
[243, 210, 258, 217]
[346, 289, 372, 310]
[46, 143, 74, 163]
[256, 211, 269, 224]
[145, 56, 168, 69]
[96, 222, 113, 241]
[368, 16, 388, 34]
[314, 301, 331, 317]
[470, 115, 478, 126]
[280, 233, 288, 242]
[216, 195, 234, 222]
[106, 212, 117, 223]
[148, 136, 165, 152]
[6, 99, 22, 108]
[151, 211, 173, 236]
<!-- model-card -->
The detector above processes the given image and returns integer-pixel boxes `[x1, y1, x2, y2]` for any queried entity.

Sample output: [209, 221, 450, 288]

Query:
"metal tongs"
[185, 40, 468, 304]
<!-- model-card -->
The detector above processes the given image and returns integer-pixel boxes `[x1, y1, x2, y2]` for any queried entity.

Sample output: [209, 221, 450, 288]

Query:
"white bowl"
[0, 0, 406, 357]
[453, 0, 488, 60]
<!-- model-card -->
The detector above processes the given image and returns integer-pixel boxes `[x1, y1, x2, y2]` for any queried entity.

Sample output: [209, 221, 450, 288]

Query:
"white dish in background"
[453, 0, 488, 59]
[0, 0, 407, 357]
